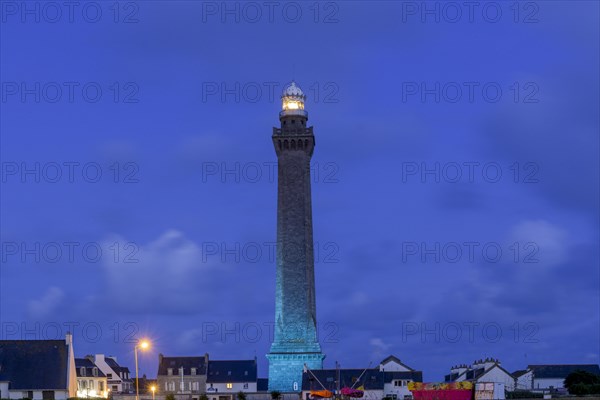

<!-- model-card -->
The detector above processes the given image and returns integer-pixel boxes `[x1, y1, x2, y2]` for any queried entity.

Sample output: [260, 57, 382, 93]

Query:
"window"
[293, 382, 298, 391]
[243, 383, 248, 389]
[168, 368, 173, 376]
[226, 384, 233, 390]
[228, 371, 231, 376]
[112, 386, 118, 391]
[89, 380, 94, 389]
[244, 371, 248, 376]
[93, 367, 98, 377]
[42, 391, 55, 400]
[81, 381, 87, 389]
[99, 382, 104, 391]
[107, 373, 112, 379]
[191, 368, 197, 375]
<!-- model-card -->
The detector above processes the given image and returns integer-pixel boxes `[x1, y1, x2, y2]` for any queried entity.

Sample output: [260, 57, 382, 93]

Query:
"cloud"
[509, 219, 568, 268]
[100, 230, 221, 315]
[28, 287, 65, 319]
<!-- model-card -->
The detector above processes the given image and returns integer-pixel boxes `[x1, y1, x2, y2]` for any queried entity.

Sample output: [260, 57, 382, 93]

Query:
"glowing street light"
[134, 339, 151, 400]
[151, 385, 156, 400]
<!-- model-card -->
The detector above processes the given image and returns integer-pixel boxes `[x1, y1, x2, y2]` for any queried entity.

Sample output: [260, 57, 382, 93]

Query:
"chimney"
[65, 332, 73, 346]
[159, 353, 164, 365]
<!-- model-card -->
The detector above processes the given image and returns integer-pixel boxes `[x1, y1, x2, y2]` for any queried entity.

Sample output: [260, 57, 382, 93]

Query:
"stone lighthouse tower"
[267, 82, 324, 392]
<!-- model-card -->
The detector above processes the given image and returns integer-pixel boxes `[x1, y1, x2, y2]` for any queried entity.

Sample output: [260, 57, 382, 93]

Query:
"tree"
[565, 370, 600, 390]
[271, 391, 281, 400]
[237, 391, 247, 400]
[199, 394, 209, 400]
[166, 394, 176, 400]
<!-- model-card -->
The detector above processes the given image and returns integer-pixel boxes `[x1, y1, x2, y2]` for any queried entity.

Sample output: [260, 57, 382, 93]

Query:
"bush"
[506, 391, 543, 399]
[271, 391, 281, 400]
[568, 383, 600, 396]
[166, 394, 176, 400]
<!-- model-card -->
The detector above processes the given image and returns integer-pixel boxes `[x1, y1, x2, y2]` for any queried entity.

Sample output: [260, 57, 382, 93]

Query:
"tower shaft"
[267, 85, 324, 392]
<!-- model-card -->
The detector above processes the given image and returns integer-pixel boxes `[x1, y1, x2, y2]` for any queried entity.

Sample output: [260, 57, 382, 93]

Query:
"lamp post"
[135, 339, 150, 400]
[151, 385, 156, 400]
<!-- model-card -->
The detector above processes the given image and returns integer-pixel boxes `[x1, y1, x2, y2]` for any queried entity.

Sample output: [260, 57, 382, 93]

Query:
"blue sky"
[1, 1, 599, 380]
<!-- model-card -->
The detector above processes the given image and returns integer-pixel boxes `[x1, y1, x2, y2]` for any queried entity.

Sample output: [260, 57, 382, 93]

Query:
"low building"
[445, 358, 515, 391]
[76, 358, 108, 398]
[157, 354, 208, 399]
[206, 359, 258, 398]
[514, 364, 600, 392]
[302, 356, 422, 400]
[380, 356, 423, 400]
[88, 355, 133, 393]
[0, 333, 77, 400]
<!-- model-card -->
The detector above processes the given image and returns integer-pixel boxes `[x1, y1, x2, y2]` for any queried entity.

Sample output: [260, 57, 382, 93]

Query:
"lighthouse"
[267, 81, 325, 392]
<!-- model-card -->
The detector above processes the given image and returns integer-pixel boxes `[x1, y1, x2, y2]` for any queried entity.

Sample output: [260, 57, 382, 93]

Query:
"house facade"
[75, 358, 108, 398]
[380, 356, 423, 400]
[0, 333, 77, 400]
[445, 358, 515, 391]
[206, 359, 258, 399]
[88, 354, 133, 393]
[514, 364, 600, 392]
[157, 354, 208, 399]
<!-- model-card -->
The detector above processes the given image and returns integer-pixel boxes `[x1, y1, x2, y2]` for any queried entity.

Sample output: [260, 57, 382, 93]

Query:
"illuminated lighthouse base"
[267, 353, 324, 392]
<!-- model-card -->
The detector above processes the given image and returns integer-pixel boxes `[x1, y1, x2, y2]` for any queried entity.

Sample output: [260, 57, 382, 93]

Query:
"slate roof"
[302, 369, 384, 391]
[158, 356, 207, 376]
[383, 371, 423, 382]
[528, 365, 600, 379]
[207, 360, 257, 383]
[257, 378, 269, 392]
[380, 356, 415, 371]
[105, 357, 130, 375]
[444, 372, 461, 382]
[0, 340, 69, 390]
[512, 370, 529, 378]
[75, 358, 106, 378]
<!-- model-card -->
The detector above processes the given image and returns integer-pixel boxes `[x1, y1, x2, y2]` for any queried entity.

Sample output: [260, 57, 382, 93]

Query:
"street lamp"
[151, 385, 156, 400]
[135, 339, 151, 400]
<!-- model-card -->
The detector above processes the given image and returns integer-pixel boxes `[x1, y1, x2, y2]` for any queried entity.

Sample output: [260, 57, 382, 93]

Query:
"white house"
[206, 359, 258, 399]
[76, 358, 108, 398]
[446, 358, 515, 391]
[513, 365, 600, 393]
[380, 356, 423, 399]
[88, 354, 133, 393]
[0, 333, 77, 400]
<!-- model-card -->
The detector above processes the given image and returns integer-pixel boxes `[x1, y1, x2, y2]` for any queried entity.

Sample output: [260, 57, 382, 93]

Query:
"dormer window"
[93, 367, 98, 377]
[191, 368, 197, 375]
[228, 371, 231, 376]
[81, 367, 86, 377]
[168, 368, 173, 376]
